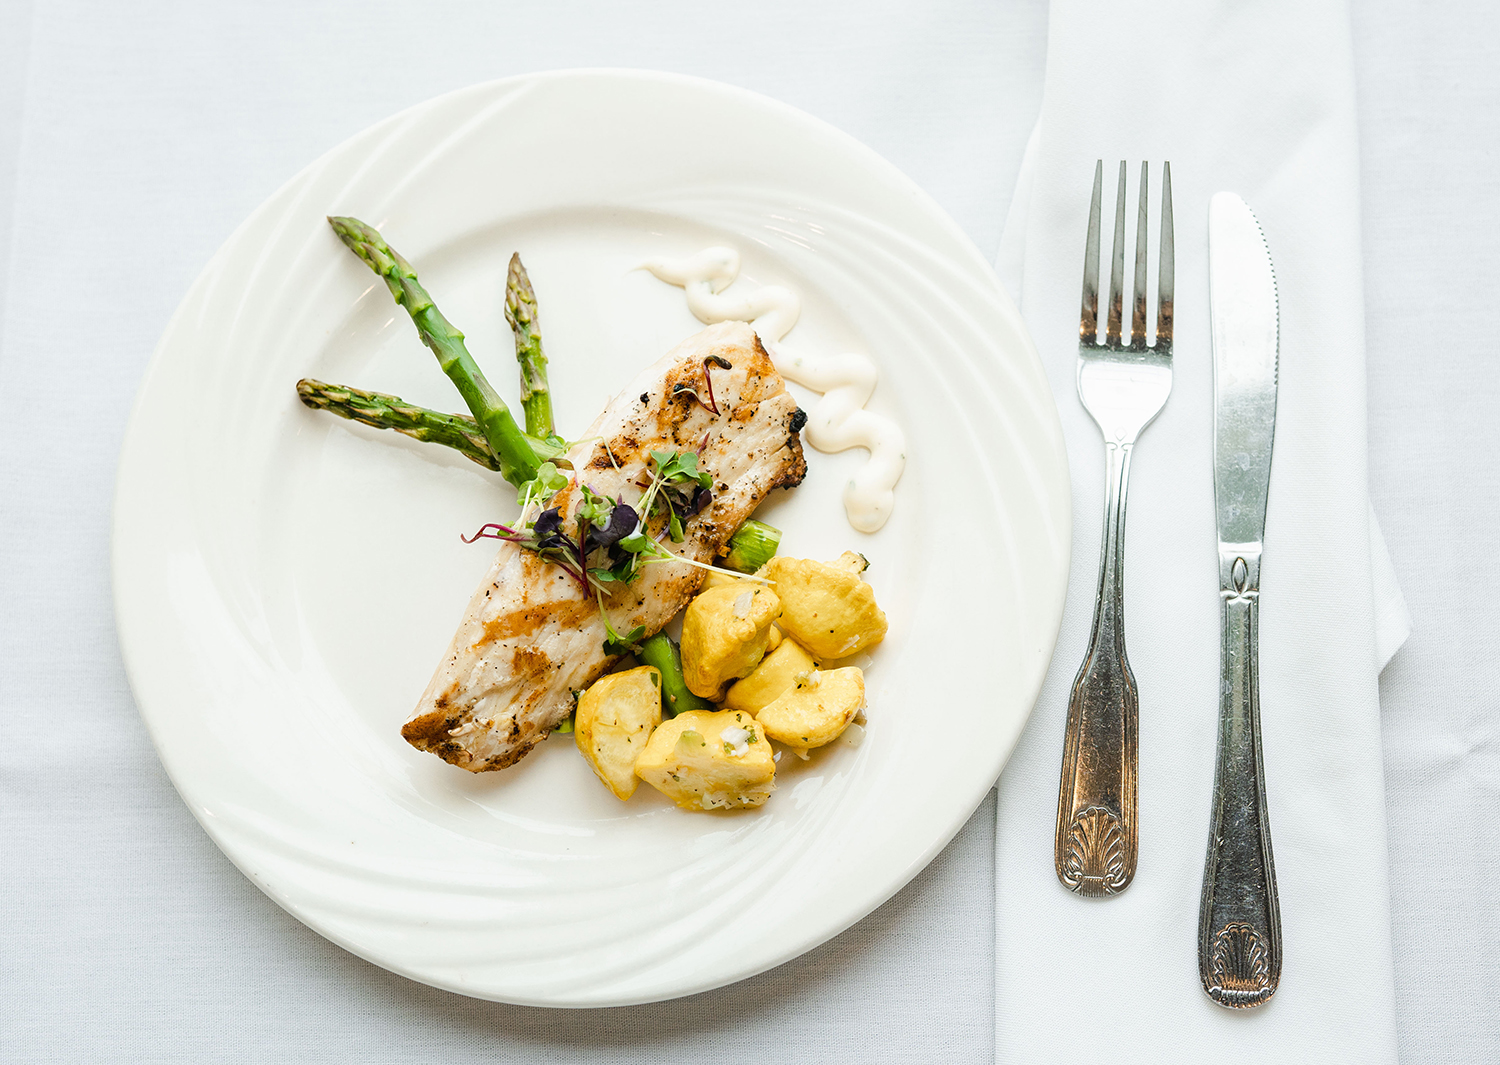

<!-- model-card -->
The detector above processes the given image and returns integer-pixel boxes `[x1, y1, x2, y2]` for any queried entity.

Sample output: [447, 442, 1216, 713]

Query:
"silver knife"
[1199, 191, 1282, 1009]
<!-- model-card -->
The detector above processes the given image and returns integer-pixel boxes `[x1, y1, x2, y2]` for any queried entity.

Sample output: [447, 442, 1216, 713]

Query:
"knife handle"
[1055, 440, 1138, 897]
[1199, 548, 1281, 1007]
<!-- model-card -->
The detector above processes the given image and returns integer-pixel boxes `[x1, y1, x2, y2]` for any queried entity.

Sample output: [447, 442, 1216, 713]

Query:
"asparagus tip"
[295, 377, 322, 408]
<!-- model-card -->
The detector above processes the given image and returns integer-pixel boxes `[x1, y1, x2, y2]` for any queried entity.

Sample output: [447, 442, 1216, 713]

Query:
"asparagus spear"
[295, 379, 568, 471]
[504, 253, 555, 439]
[327, 216, 539, 486]
[638, 634, 713, 717]
[720, 519, 781, 572]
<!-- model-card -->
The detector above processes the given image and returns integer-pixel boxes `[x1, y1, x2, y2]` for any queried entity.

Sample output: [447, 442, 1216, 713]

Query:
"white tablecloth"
[0, 1, 1492, 1061]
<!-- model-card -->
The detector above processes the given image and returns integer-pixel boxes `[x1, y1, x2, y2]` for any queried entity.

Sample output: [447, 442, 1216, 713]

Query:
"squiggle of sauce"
[641, 247, 906, 533]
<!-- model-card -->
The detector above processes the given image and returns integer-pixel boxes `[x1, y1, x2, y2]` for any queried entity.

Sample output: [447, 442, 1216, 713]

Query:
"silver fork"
[1054, 160, 1173, 897]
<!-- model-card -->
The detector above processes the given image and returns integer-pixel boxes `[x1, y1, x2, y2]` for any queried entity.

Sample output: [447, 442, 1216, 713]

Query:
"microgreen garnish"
[598, 592, 647, 656]
[462, 505, 591, 588]
[515, 461, 569, 515]
[636, 449, 714, 542]
[464, 447, 764, 653]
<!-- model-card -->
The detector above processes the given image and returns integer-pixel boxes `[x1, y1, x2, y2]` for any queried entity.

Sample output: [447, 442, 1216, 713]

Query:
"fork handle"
[1055, 439, 1139, 896]
[1199, 549, 1281, 1007]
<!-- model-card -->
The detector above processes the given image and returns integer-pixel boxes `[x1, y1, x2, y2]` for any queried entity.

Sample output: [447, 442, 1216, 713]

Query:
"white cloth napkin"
[992, 1, 1410, 1060]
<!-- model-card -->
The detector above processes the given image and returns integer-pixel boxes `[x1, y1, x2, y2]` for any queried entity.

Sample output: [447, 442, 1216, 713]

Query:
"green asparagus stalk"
[638, 634, 713, 717]
[295, 379, 569, 471]
[722, 520, 782, 573]
[327, 216, 539, 486]
[504, 253, 555, 439]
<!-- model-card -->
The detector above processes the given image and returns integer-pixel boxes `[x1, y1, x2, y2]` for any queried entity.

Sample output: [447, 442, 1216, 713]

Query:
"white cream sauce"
[640, 247, 802, 342]
[641, 247, 906, 533]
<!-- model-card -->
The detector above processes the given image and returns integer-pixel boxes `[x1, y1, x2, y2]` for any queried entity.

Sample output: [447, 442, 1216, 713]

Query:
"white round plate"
[113, 70, 1069, 1007]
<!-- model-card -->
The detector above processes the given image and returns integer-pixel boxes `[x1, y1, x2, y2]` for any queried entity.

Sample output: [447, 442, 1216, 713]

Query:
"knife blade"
[1198, 191, 1282, 1009]
[1211, 194, 1279, 550]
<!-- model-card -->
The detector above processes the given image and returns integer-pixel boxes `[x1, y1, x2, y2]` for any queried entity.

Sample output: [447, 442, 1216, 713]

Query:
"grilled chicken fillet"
[403, 321, 807, 771]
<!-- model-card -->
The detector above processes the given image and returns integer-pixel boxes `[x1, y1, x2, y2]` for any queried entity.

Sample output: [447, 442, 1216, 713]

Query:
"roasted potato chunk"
[765, 553, 887, 660]
[700, 574, 782, 660]
[699, 567, 784, 646]
[723, 638, 817, 714]
[574, 666, 662, 800]
[755, 667, 865, 750]
[680, 583, 781, 699]
[634, 709, 776, 810]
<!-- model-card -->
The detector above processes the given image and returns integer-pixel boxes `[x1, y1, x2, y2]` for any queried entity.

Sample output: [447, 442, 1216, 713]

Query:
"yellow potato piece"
[765, 553, 887, 659]
[755, 667, 866, 750]
[574, 666, 662, 800]
[723, 638, 817, 714]
[634, 709, 776, 810]
[680, 583, 781, 699]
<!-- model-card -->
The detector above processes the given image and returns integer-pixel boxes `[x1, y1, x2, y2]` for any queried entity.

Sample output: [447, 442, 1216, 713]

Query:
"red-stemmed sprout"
[671, 355, 732, 416]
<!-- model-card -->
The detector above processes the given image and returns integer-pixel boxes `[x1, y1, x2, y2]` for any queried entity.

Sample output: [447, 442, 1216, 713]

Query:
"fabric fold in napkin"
[993, 1, 1406, 1060]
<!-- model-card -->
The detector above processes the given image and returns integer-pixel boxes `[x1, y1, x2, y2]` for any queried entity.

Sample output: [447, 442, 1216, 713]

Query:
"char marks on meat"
[402, 322, 807, 771]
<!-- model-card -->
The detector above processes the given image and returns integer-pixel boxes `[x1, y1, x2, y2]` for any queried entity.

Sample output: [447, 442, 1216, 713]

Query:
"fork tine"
[1131, 162, 1149, 347]
[1105, 161, 1126, 346]
[1079, 160, 1103, 345]
[1156, 161, 1174, 350]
